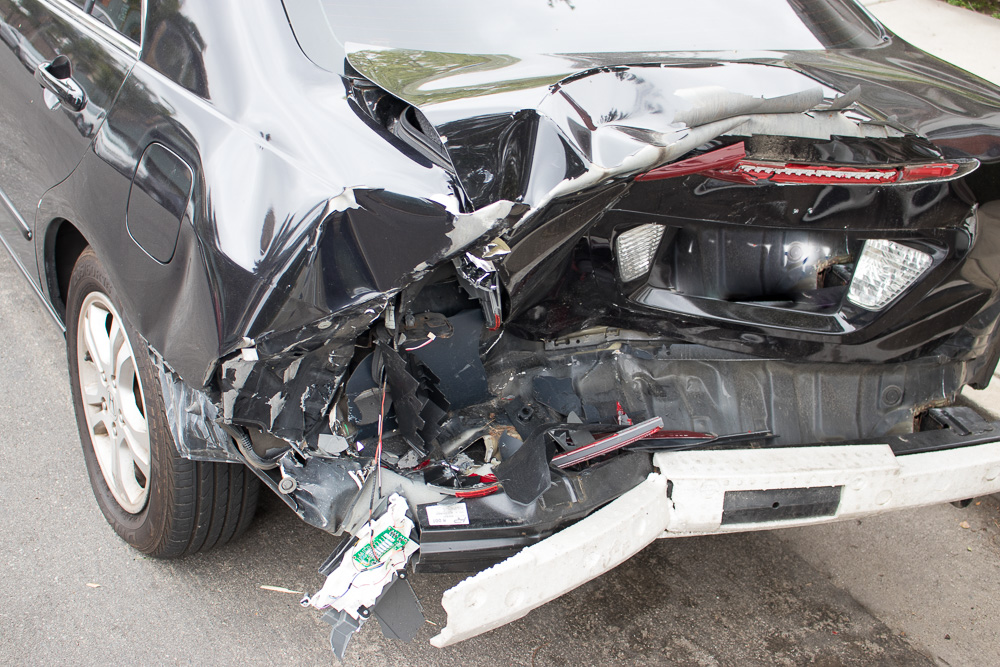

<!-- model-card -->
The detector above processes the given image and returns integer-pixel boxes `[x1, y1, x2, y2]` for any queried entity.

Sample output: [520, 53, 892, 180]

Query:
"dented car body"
[4, 0, 1000, 654]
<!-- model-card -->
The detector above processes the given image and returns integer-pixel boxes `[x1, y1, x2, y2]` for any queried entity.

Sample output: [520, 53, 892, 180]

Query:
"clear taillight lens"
[847, 240, 932, 310]
[616, 224, 665, 282]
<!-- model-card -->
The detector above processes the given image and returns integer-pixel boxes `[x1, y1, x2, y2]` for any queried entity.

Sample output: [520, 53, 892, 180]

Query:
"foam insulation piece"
[654, 442, 1000, 535]
[431, 440, 1000, 646]
[430, 473, 671, 647]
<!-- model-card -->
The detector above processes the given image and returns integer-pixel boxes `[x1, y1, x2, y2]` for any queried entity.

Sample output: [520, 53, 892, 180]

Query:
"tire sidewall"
[66, 248, 184, 554]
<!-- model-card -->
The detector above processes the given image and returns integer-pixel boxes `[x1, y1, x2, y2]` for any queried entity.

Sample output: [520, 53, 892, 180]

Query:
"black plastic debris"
[372, 576, 425, 642]
[322, 608, 364, 661]
[494, 432, 551, 504]
[345, 354, 384, 427]
[376, 340, 449, 455]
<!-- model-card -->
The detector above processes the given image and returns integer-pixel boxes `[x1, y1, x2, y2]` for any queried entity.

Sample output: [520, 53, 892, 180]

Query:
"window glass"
[312, 0, 880, 55]
[79, 0, 142, 43]
[285, 0, 884, 74]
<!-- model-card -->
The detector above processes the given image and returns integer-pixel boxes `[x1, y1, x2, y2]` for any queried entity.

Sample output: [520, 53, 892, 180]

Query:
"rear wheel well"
[47, 220, 89, 321]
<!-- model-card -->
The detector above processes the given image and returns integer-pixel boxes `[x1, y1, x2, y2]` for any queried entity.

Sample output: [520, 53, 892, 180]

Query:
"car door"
[0, 0, 140, 287]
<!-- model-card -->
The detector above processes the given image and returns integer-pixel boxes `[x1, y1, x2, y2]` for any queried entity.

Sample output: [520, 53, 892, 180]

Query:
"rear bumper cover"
[430, 440, 1000, 647]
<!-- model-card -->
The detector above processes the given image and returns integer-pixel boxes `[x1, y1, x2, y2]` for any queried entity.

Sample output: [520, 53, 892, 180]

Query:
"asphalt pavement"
[3, 2, 1000, 665]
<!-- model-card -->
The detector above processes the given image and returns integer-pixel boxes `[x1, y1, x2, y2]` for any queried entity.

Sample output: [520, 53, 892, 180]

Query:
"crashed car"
[3, 0, 1000, 656]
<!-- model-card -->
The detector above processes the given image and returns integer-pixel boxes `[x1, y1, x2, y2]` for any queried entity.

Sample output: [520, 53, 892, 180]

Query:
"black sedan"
[3, 0, 1000, 656]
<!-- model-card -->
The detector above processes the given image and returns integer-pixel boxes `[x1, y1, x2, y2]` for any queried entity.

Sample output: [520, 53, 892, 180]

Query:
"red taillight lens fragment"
[635, 142, 747, 181]
[637, 143, 964, 186]
[455, 484, 499, 499]
[899, 163, 960, 181]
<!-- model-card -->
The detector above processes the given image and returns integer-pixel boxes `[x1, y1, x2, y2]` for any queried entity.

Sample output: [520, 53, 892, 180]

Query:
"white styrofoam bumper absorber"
[430, 441, 1000, 647]
[657, 442, 1000, 535]
[430, 473, 672, 647]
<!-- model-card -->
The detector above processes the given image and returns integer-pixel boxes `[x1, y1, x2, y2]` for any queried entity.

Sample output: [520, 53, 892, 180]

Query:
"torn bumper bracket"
[430, 440, 1000, 647]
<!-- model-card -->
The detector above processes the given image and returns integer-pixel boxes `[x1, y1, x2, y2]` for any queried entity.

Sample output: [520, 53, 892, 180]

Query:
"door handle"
[34, 55, 87, 112]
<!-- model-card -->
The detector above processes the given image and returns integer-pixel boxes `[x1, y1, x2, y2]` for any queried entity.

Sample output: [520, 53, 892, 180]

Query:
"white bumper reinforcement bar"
[430, 441, 1000, 647]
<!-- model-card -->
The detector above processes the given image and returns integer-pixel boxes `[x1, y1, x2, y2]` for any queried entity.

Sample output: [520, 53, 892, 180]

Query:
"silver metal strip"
[38, 0, 142, 58]
[0, 186, 31, 241]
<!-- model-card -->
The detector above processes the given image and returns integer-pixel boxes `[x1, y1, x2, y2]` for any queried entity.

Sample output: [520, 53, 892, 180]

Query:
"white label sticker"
[425, 503, 470, 526]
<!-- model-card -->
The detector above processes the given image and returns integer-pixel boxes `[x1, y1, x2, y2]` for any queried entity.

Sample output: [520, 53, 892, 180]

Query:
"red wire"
[404, 337, 434, 351]
[376, 379, 386, 492]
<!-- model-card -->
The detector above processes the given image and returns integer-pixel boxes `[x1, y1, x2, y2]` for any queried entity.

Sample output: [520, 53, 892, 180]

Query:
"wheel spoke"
[108, 429, 124, 493]
[83, 303, 113, 379]
[122, 415, 150, 478]
[110, 318, 129, 382]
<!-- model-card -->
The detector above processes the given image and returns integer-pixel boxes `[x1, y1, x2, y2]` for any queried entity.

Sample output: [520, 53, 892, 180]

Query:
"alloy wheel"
[76, 291, 151, 514]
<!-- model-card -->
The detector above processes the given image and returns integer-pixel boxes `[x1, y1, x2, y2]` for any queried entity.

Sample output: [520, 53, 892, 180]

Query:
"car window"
[70, 0, 142, 43]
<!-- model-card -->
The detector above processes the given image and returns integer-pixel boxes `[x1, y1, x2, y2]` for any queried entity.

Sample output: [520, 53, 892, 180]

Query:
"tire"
[66, 247, 259, 557]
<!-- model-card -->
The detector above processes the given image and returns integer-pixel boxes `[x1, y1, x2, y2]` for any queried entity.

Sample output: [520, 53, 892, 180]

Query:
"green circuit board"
[352, 527, 409, 568]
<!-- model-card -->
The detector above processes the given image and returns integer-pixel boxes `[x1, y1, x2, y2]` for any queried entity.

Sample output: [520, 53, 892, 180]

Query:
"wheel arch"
[43, 218, 90, 323]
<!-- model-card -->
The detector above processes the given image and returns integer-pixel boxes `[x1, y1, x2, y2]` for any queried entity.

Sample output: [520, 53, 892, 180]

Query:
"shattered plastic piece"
[552, 417, 664, 468]
[397, 450, 421, 469]
[318, 433, 351, 456]
[372, 577, 425, 642]
[616, 402, 632, 426]
[494, 433, 552, 505]
[323, 608, 364, 661]
[306, 494, 419, 616]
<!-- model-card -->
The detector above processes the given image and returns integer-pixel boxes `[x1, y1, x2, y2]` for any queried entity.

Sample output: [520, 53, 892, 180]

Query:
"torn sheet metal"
[276, 453, 367, 532]
[347, 51, 902, 216]
[220, 300, 388, 443]
[150, 350, 241, 463]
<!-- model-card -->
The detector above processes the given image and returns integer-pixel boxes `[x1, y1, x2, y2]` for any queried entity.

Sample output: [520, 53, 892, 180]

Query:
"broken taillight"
[636, 142, 975, 186]
[454, 484, 499, 499]
[728, 162, 899, 184]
